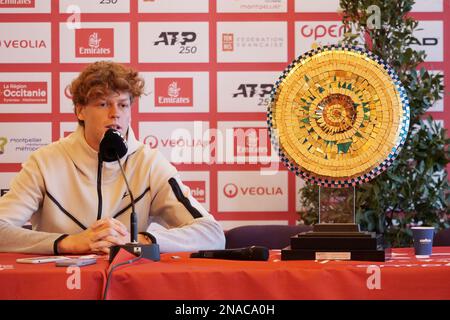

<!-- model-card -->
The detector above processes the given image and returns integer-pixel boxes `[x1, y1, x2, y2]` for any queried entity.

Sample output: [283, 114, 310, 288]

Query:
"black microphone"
[99, 128, 137, 243]
[190, 246, 270, 261]
[98, 128, 128, 162]
[99, 128, 160, 262]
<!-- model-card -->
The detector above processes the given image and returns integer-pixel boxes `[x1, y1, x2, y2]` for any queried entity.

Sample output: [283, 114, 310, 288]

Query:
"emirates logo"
[167, 81, 181, 98]
[75, 28, 114, 58]
[88, 32, 101, 48]
[154, 78, 193, 107]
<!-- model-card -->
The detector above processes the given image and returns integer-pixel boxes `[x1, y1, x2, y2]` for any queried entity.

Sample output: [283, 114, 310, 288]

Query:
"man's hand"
[57, 218, 129, 254]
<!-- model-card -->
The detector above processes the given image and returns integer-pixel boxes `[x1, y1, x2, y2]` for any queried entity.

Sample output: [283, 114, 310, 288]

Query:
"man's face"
[76, 91, 132, 151]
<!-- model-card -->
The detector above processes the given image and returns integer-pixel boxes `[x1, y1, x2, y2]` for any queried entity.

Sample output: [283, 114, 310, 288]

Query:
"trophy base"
[281, 223, 389, 261]
[281, 247, 390, 262]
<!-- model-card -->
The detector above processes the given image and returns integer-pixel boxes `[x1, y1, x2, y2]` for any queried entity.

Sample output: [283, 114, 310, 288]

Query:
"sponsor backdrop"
[0, 0, 448, 230]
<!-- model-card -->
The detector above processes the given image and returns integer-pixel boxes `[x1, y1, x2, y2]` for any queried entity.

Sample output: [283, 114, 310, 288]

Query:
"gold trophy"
[268, 45, 410, 261]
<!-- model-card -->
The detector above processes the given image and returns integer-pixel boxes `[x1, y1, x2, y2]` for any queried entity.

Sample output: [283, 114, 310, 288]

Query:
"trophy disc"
[268, 45, 410, 188]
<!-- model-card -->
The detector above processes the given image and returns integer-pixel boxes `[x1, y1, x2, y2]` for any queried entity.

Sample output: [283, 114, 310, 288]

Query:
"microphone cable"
[115, 151, 138, 243]
[115, 151, 135, 214]
[102, 251, 143, 300]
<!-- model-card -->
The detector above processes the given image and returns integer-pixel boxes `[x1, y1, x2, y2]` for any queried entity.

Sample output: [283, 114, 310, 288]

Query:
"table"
[0, 253, 109, 300]
[1, 248, 450, 300]
[106, 247, 450, 300]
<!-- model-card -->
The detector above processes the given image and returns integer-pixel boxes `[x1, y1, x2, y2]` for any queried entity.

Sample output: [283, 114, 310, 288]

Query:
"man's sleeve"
[0, 155, 64, 254]
[146, 152, 225, 252]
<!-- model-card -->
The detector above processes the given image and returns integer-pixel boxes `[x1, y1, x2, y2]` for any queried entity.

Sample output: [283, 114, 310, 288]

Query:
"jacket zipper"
[97, 154, 103, 220]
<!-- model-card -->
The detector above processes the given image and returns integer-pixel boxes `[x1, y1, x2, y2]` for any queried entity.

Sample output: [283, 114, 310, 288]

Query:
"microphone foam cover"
[99, 128, 128, 162]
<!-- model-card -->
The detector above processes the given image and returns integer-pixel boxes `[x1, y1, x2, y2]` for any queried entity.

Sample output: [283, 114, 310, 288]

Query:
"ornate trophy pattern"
[268, 45, 410, 188]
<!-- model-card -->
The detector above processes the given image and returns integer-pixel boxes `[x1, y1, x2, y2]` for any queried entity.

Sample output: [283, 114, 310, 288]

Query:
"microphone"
[99, 128, 160, 262]
[190, 246, 270, 261]
[99, 129, 137, 242]
[98, 128, 128, 162]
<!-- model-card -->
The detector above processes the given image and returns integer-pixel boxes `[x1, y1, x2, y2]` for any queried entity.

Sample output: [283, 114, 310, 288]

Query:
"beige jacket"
[0, 125, 225, 254]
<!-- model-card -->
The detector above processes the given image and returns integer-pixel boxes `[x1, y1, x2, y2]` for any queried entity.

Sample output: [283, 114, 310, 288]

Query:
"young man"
[0, 61, 225, 254]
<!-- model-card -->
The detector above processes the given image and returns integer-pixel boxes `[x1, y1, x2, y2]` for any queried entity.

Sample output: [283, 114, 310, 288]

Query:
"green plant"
[298, 0, 449, 247]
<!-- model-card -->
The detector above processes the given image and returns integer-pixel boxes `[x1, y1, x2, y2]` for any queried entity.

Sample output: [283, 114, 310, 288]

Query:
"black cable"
[116, 151, 136, 212]
[96, 154, 103, 220]
[103, 252, 143, 300]
[115, 151, 138, 243]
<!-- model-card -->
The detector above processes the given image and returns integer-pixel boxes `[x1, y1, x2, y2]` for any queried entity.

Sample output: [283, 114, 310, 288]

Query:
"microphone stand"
[108, 152, 160, 263]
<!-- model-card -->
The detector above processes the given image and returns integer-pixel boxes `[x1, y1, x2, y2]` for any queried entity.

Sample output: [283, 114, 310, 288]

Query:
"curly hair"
[69, 61, 145, 125]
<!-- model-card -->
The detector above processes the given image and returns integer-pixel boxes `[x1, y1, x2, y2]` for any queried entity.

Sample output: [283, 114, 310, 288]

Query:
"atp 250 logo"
[233, 83, 274, 107]
[153, 31, 198, 54]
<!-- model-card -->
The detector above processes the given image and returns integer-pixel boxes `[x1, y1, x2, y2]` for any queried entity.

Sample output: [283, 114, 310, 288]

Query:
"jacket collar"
[62, 125, 142, 183]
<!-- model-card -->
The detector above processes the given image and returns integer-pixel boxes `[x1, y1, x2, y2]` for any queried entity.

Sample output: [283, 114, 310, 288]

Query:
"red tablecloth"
[0, 253, 109, 300]
[2, 248, 450, 300]
[106, 247, 450, 300]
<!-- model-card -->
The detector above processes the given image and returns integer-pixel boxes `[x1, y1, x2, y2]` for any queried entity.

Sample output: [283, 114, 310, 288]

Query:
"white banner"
[0, 23, 51, 63]
[139, 22, 209, 63]
[217, 22, 287, 63]
[218, 171, 288, 212]
[59, 0, 130, 13]
[295, 0, 340, 13]
[59, 72, 79, 114]
[295, 21, 346, 56]
[60, 22, 130, 63]
[411, 21, 444, 62]
[138, 0, 208, 13]
[0, 0, 50, 13]
[140, 72, 209, 113]
[217, 71, 279, 113]
[412, 0, 443, 12]
[216, 121, 278, 165]
[0, 122, 51, 163]
[217, 0, 287, 13]
[139, 121, 210, 164]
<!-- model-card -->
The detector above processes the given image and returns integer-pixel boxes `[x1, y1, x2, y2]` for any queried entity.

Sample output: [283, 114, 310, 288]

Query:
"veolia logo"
[0, 39, 46, 49]
[224, 182, 284, 198]
[223, 183, 239, 198]
[143, 135, 158, 148]
[144, 135, 210, 148]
